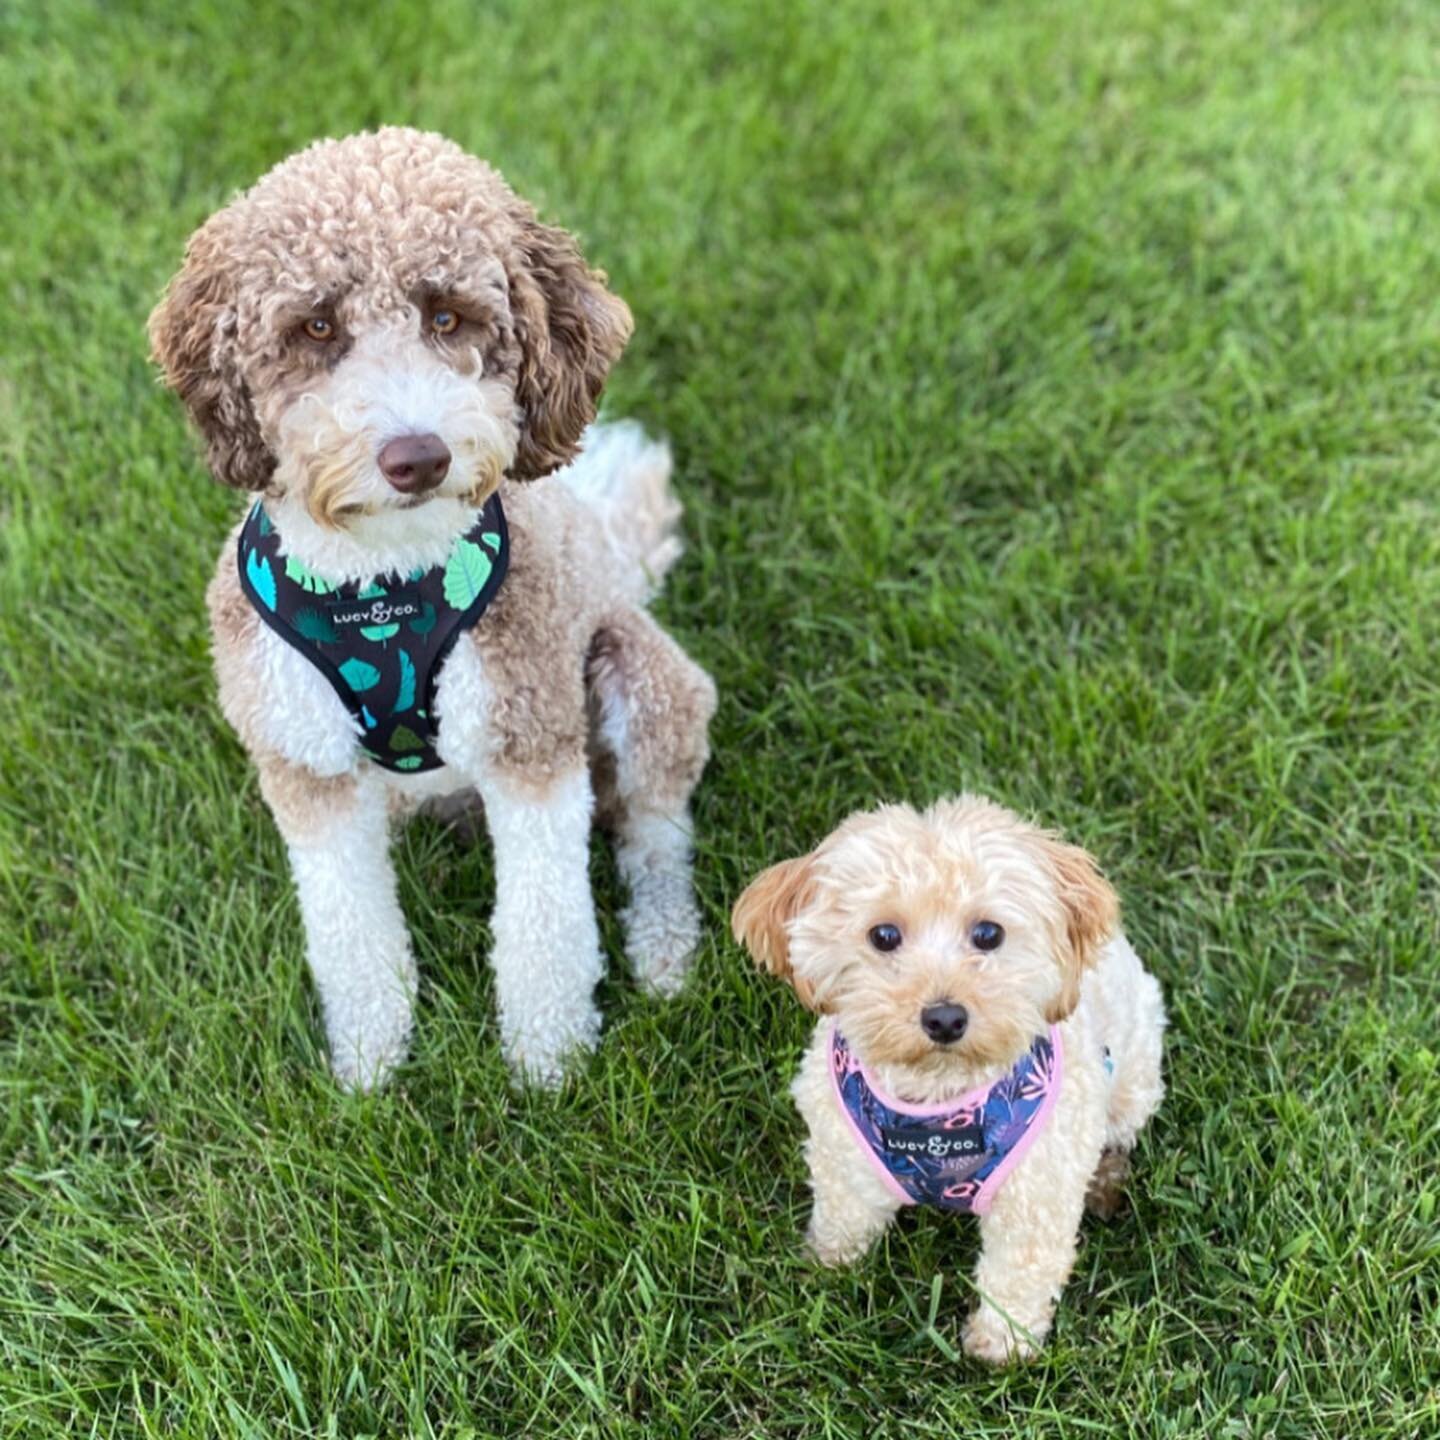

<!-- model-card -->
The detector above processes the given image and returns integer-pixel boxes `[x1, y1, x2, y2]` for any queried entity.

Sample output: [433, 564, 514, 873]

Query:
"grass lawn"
[2, 0, 1439, 1434]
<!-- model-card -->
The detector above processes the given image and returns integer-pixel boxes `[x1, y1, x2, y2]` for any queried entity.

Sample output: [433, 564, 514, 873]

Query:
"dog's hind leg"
[1084, 1147, 1132, 1219]
[258, 758, 417, 1091]
[586, 609, 716, 997]
[1088, 941, 1167, 1216]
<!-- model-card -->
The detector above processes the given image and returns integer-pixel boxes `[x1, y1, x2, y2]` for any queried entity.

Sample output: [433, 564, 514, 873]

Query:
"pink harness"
[829, 1022, 1064, 1215]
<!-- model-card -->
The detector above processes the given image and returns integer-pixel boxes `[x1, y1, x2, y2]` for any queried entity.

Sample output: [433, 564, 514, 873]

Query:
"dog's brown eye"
[868, 923, 903, 953]
[302, 316, 335, 342]
[971, 920, 1004, 951]
[431, 309, 460, 335]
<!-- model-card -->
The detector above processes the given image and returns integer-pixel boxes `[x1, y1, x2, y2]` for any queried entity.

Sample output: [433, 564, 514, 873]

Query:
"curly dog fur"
[150, 128, 715, 1089]
[733, 796, 1166, 1363]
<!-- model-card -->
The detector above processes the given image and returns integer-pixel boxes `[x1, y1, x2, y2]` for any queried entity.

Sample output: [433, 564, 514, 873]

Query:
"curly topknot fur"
[149, 127, 632, 492]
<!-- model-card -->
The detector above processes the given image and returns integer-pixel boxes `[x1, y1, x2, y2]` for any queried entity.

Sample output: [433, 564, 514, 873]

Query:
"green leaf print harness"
[236, 496, 509, 773]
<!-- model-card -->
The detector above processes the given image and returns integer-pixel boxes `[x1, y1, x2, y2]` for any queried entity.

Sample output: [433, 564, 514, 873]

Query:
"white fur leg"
[805, 1153, 900, 1267]
[964, 1210, 1081, 1364]
[286, 779, 417, 1091]
[617, 808, 700, 998]
[962, 1151, 1091, 1365]
[791, 1028, 902, 1265]
[476, 766, 604, 1087]
[961, 1026, 1111, 1365]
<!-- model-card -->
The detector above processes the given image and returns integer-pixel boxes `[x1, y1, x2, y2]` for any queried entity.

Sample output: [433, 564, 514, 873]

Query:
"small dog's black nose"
[378, 433, 451, 494]
[920, 1002, 969, 1045]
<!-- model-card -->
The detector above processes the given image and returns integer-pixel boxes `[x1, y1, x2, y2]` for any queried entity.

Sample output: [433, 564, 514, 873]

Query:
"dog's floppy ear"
[731, 854, 826, 1011]
[1038, 833, 1119, 1023]
[504, 209, 633, 481]
[147, 216, 275, 492]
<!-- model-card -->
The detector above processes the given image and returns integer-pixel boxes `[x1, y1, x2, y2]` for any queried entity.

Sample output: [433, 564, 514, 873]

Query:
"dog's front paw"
[806, 1234, 864, 1268]
[963, 1305, 1045, 1366]
[325, 995, 415, 1093]
[502, 1002, 603, 1091]
[805, 1218, 877, 1269]
[622, 871, 700, 999]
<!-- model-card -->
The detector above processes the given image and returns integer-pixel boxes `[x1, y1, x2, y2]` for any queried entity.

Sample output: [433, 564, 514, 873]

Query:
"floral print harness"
[236, 496, 509, 774]
[829, 1022, 1063, 1215]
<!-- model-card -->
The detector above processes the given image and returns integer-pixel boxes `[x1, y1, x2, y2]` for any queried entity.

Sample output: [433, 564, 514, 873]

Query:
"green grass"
[2, 0, 1438, 1433]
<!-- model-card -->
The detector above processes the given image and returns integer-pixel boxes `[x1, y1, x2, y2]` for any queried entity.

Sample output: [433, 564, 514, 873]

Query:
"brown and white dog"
[150, 128, 715, 1089]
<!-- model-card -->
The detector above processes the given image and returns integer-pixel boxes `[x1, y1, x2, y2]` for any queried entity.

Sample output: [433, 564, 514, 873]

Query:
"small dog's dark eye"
[971, 920, 1005, 951]
[431, 309, 460, 335]
[868, 923, 903, 953]
[302, 316, 335, 342]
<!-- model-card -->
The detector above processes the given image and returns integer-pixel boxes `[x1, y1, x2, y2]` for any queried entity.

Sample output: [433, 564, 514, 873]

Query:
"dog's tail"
[555, 420, 684, 603]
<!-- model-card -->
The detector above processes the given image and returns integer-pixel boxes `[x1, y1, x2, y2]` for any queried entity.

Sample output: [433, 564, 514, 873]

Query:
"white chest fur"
[250, 621, 362, 777]
[250, 617, 487, 800]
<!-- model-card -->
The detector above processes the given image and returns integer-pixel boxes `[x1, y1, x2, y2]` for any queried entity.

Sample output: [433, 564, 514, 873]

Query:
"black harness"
[236, 497, 509, 772]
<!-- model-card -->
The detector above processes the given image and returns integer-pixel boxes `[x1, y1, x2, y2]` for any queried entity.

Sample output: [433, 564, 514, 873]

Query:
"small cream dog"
[732, 795, 1165, 1363]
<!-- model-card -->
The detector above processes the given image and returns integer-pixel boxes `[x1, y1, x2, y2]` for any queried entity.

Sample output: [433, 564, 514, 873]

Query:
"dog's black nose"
[379, 433, 451, 494]
[920, 1002, 969, 1045]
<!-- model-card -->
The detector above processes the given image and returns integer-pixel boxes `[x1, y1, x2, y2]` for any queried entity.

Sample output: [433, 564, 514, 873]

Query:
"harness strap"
[236, 495, 510, 773]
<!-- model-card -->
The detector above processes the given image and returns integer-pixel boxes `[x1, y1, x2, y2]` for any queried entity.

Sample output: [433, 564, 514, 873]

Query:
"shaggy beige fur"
[733, 796, 1166, 1364]
[151, 128, 714, 1088]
